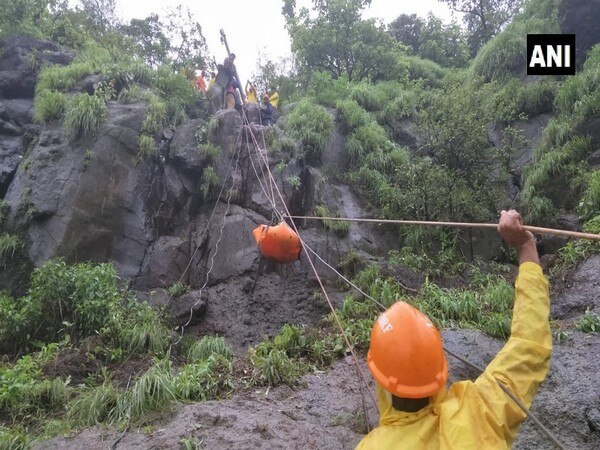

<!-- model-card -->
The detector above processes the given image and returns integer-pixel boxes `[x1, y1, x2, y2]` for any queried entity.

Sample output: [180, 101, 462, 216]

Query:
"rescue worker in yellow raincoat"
[357, 209, 551, 449]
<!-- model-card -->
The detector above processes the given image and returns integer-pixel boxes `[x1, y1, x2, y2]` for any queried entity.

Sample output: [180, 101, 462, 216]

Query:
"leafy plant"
[167, 281, 189, 298]
[62, 93, 108, 139]
[285, 99, 334, 166]
[34, 90, 68, 122]
[576, 309, 600, 333]
[129, 358, 176, 419]
[187, 336, 234, 362]
[135, 134, 156, 165]
[314, 205, 350, 237]
[287, 175, 301, 190]
[0, 233, 24, 267]
[201, 166, 219, 200]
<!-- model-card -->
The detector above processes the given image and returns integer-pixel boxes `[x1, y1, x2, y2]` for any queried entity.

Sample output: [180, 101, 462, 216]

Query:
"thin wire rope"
[173, 132, 243, 345]
[240, 109, 279, 214]
[241, 109, 567, 446]
[285, 215, 600, 241]
[177, 129, 244, 284]
[242, 121, 379, 415]
[302, 241, 386, 310]
[444, 348, 567, 450]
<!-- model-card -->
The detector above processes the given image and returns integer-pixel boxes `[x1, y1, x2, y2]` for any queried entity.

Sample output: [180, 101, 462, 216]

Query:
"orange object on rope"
[252, 221, 302, 263]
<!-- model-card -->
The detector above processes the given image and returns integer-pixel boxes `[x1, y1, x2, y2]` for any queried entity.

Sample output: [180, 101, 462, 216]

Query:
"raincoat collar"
[377, 383, 447, 426]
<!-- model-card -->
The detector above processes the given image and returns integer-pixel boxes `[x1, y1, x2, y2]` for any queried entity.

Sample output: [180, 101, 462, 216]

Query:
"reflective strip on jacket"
[356, 262, 551, 449]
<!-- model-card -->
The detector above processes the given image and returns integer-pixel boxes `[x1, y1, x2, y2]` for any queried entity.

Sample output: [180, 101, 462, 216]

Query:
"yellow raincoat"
[269, 91, 279, 109]
[357, 262, 551, 449]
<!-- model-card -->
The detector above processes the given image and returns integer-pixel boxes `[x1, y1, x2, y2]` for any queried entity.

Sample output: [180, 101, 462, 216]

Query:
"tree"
[121, 15, 169, 68]
[283, 0, 403, 82]
[418, 14, 469, 67]
[439, 0, 523, 55]
[163, 5, 208, 71]
[388, 14, 424, 54]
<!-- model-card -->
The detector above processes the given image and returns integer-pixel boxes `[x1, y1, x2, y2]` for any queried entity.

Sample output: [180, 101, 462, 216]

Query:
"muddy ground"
[37, 263, 600, 450]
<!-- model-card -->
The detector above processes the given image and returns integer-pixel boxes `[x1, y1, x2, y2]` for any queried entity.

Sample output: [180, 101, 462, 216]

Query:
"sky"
[116, 0, 457, 81]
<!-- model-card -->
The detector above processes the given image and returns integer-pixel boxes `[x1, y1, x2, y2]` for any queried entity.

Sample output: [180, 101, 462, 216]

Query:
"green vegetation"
[167, 281, 189, 298]
[314, 205, 350, 237]
[62, 93, 108, 139]
[576, 309, 600, 333]
[201, 166, 219, 200]
[33, 90, 68, 122]
[285, 100, 334, 166]
[135, 134, 156, 165]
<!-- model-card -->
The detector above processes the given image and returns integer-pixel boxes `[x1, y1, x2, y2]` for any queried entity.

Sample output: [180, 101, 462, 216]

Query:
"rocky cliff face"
[2, 37, 600, 450]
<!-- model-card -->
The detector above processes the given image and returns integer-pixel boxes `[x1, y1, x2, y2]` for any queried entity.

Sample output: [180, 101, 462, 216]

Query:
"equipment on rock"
[367, 301, 448, 399]
[252, 221, 302, 263]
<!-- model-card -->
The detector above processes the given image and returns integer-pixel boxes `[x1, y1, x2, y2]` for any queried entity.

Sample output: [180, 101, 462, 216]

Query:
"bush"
[187, 336, 234, 362]
[349, 83, 383, 112]
[201, 166, 219, 200]
[314, 205, 350, 237]
[167, 281, 188, 298]
[62, 93, 108, 138]
[336, 99, 370, 132]
[174, 356, 233, 401]
[576, 309, 600, 332]
[307, 71, 351, 108]
[398, 54, 445, 85]
[0, 260, 121, 349]
[129, 359, 176, 419]
[36, 62, 94, 94]
[34, 90, 68, 122]
[141, 95, 167, 135]
[285, 99, 334, 166]
[67, 379, 120, 426]
[0, 233, 23, 268]
[135, 134, 156, 165]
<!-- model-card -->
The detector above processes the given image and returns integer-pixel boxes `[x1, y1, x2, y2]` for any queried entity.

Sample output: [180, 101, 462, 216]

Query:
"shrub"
[187, 336, 234, 362]
[167, 281, 188, 298]
[67, 379, 120, 426]
[36, 62, 94, 94]
[285, 99, 334, 166]
[314, 205, 350, 237]
[336, 99, 370, 132]
[174, 356, 233, 402]
[112, 301, 171, 356]
[398, 55, 446, 85]
[576, 309, 600, 332]
[0, 233, 23, 267]
[141, 96, 167, 134]
[129, 359, 176, 420]
[0, 260, 121, 349]
[249, 347, 302, 386]
[201, 166, 219, 200]
[34, 90, 68, 122]
[135, 134, 156, 165]
[307, 71, 351, 108]
[62, 93, 107, 139]
[200, 142, 221, 161]
[349, 83, 383, 112]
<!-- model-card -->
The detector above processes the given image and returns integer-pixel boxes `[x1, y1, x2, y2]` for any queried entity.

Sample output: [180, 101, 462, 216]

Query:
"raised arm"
[475, 210, 552, 432]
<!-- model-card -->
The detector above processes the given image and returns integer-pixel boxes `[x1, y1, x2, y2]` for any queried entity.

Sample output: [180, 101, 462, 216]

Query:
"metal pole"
[220, 29, 246, 103]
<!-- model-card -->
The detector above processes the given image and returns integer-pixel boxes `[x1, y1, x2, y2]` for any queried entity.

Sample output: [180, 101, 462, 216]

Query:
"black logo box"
[527, 34, 576, 75]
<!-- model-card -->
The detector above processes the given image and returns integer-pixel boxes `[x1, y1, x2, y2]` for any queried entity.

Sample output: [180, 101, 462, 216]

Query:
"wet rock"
[552, 254, 600, 320]
[0, 98, 34, 126]
[3, 103, 150, 278]
[587, 149, 600, 168]
[169, 118, 207, 172]
[71, 74, 103, 96]
[135, 236, 189, 290]
[0, 36, 73, 99]
[171, 290, 208, 326]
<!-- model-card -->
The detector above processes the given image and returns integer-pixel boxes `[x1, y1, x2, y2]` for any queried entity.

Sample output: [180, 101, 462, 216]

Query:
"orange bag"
[252, 221, 302, 263]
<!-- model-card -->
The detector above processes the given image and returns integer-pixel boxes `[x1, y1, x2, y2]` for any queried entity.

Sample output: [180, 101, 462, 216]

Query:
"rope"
[444, 348, 567, 450]
[240, 116, 379, 418]
[285, 215, 600, 242]
[173, 130, 243, 345]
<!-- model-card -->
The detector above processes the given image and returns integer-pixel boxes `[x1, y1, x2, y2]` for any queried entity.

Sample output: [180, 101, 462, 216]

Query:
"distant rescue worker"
[260, 94, 274, 125]
[246, 81, 258, 104]
[357, 209, 551, 449]
[195, 69, 207, 93]
[208, 72, 216, 90]
[225, 76, 240, 110]
[268, 86, 279, 109]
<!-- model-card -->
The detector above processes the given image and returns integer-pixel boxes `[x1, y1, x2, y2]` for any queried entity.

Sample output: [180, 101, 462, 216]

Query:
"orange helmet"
[252, 221, 302, 264]
[367, 301, 447, 399]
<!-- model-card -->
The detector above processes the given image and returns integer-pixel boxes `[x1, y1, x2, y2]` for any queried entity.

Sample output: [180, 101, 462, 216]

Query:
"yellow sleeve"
[475, 262, 552, 429]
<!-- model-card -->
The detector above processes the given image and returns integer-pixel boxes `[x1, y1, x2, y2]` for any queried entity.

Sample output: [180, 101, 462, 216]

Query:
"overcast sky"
[115, 0, 457, 80]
